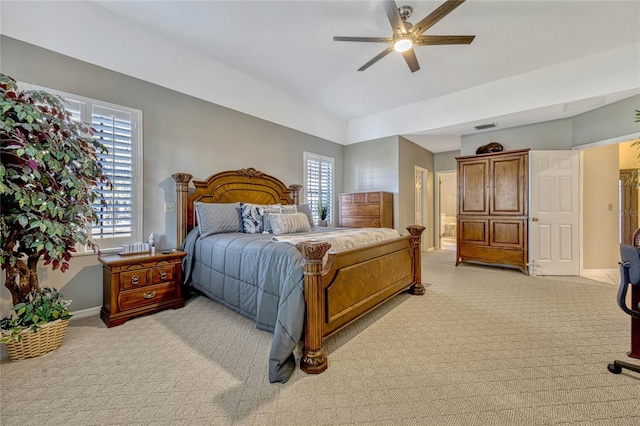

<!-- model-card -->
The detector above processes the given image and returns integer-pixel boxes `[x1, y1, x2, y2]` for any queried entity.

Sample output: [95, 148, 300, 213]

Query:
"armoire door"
[458, 159, 489, 215]
[489, 154, 528, 216]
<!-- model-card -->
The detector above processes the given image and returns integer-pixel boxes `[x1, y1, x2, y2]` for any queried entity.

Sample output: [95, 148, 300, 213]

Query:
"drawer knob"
[160, 271, 168, 280]
[131, 275, 140, 285]
[143, 291, 157, 299]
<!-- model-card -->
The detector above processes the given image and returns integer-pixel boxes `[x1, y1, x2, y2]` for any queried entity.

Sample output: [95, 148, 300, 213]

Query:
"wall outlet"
[164, 202, 175, 213]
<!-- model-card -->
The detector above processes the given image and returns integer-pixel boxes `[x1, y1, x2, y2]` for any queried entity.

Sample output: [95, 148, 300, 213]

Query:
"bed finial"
[407, 225, 426, 295]
[172, 173, 193, 247]
[296, 240, 331, 374]
[289, 184, 302, 205]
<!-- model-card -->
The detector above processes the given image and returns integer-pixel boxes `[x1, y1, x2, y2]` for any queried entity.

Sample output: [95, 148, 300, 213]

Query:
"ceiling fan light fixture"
[393, 37, 413, 52]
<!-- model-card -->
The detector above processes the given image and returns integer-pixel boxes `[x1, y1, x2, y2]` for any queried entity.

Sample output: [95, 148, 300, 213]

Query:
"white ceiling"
[2, 1, 639, 152]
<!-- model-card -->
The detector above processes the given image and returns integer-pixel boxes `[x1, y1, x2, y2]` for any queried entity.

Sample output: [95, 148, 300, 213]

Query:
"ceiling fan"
[333, 0, 475, 73]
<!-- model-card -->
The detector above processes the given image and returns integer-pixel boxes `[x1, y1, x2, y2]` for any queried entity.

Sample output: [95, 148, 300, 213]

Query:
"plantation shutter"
[91, 105, 134, 239]
[304, 152, 334, 223]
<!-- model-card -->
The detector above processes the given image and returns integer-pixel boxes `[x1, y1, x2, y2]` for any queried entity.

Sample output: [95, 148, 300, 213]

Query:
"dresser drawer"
[340, 193, 354, 204]
[118, 282, 178, 312]
[366, 192, 381, 202]
[341, 204, 380, 217]
[353, 193, 366, 203]
[150, 265, 175, 285]
[120, 269, 148, 290]
[341, 217, 382, 228]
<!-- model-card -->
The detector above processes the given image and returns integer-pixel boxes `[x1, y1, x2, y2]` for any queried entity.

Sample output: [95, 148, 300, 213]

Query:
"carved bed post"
[296, 240, 331, 374]
[289, 184, 302, 205]
[407, 225, 426, 296]
[172, 173, 193, 247]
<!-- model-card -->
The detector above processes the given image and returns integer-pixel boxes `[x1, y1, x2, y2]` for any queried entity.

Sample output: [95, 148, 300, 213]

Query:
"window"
[19, 83, 143, 252]
[304, 152, 334, 224]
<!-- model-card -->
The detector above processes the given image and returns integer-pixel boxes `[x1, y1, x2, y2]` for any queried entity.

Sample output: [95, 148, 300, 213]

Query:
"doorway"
[436, 171, 457, 251]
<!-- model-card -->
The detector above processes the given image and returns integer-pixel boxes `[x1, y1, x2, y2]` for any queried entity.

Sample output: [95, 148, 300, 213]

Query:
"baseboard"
[71, 306, 101, 321]
[582, 268, 618, 275]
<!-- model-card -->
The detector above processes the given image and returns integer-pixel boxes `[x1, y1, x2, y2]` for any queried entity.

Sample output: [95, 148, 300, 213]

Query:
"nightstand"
[98, 250, 187, 327]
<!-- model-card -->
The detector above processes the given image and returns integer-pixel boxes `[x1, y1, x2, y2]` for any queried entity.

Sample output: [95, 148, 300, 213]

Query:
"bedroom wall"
[398, 137, 435, 249]
[460, 119, 573, 156]
[343, 136, 400, 228]
[434, 150, 460, 172]
[572, 95, 640, 148]
[0, 36, 344, 314]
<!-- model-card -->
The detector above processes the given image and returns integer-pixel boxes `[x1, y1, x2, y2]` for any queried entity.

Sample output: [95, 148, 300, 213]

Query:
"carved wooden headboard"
[172, 168, 302, 244]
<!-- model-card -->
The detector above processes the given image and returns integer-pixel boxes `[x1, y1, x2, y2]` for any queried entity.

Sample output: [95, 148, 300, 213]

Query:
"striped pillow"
[268, 212, 312, 234]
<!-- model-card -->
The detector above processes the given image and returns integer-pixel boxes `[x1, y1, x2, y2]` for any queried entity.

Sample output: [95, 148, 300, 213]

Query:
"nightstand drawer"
[150, 265, 175, 285]
[118, 282, 178, 312]
[120, 270, 148, 289]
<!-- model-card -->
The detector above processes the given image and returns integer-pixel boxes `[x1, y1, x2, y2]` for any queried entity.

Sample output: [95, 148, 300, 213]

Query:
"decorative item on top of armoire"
[339, 192, 393, 228]
[0, 74, 108, 358]
[475, 142, 504, 155]
[456, 148, 529, 274]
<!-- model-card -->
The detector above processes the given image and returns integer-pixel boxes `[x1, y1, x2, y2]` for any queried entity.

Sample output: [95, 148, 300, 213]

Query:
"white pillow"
[268, 212, 312, 234]
[261, 204, 282, 233]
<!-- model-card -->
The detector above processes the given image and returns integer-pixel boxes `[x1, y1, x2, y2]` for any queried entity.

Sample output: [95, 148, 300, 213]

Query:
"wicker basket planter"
[2, 319, 69, 361]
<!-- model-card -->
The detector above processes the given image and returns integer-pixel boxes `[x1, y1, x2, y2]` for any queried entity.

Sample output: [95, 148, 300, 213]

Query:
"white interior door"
[529, 151, 580, 275]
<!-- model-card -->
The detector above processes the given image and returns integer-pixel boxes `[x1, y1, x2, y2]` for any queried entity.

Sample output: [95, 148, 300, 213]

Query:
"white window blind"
[304, 152, 334, 224]
[91, 105, 134, 241]
[19, 82, 143, 251]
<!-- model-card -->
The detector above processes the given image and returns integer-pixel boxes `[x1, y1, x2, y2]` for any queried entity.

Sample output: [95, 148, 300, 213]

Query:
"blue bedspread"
[181, 228, 310, 383]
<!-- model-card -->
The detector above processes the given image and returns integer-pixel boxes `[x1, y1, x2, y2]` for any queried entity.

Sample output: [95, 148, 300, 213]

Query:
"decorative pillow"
[296, 204, 314, 228]
[240, 202, 265, 234]
[280, 204, 298, 214]
[268, 212, 312, 235]
[261, 204, 282, 233]
[195, 202, 242, 237]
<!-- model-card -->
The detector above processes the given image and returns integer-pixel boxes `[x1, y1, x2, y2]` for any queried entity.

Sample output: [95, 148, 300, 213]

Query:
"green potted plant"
[317, 200, 328, 226]
[0, 73, 108, 359]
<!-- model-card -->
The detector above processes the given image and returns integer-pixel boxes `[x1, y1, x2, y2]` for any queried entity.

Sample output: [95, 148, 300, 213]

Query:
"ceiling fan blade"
[409, 0, 466, 37]
[333, 36, 394, 43]
[413, 35, 475, 46]
[358, 46, 394, 71]
[383, 0, 407, 37]
[402, 48, 420, 73]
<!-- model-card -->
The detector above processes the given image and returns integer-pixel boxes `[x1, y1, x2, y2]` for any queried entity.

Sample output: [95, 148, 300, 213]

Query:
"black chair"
[608, 244, 640, 374]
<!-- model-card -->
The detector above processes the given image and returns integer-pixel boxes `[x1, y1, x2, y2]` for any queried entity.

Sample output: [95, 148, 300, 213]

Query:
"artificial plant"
[0, 73, 108, 305]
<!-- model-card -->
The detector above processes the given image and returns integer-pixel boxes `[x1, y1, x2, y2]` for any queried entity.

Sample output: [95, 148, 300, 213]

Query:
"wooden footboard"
[296, 225, 425, 374]
[173, 169, 425, 376]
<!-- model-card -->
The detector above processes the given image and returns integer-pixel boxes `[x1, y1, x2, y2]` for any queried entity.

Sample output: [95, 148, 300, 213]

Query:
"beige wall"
[398, 137, 435, 248]
[582, 144, 621, 269]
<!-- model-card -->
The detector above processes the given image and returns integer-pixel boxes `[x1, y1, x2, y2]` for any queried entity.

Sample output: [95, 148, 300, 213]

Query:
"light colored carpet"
[1, 250, 639, 425]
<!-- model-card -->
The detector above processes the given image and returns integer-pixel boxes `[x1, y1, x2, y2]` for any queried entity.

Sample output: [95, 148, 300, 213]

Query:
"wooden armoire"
[456, 149, 529, 274]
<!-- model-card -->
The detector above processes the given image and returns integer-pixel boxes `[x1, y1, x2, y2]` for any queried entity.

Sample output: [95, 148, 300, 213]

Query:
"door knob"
[531, 217, 539, 222]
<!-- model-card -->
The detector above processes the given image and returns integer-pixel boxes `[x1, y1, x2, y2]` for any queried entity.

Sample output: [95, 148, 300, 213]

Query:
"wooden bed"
[172, 168, 425, 374]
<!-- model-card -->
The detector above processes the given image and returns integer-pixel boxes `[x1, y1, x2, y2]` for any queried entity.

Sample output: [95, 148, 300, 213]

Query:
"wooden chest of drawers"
[99, 250, 187, 327]
[339, 191, 393, 228]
